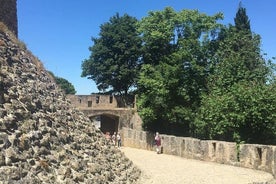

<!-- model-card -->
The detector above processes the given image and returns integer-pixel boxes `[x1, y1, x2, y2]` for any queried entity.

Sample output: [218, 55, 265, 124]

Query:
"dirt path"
[121, 147, 275, 184]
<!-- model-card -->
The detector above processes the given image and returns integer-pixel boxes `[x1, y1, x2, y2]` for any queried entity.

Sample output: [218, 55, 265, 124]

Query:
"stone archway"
[90, 114, 119, 135]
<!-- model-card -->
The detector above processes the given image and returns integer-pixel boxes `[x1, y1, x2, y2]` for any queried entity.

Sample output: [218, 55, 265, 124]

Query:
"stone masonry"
[0, 0, 18, 37]
[0, 23, 140, 183]
[67, 94, 143, 133]
[122, 127, 276, 179]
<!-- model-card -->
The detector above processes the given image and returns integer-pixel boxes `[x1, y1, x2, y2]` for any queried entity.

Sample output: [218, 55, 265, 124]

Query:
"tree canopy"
[82, 5, 276, 144]
[193, 4, 276, 144]
[137, 7, 223, 134]
[81, 13, 142, 95]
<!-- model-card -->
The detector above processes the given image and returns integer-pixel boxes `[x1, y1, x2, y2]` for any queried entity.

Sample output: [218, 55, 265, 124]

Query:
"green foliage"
[137, 7, 223, 135]
[48, 71, 76, 94]
[82, 5, 276, 144]
[55, 77, 76, 95]
[193, 5, 276, 144]
[234, 2, 251, 32]
[81, 13, 142, 95]
[209, 27, 269, 89]
[194, 82, 276, 144]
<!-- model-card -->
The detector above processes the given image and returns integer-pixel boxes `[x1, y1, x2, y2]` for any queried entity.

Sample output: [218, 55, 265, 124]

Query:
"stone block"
[240, 144, 274, 173]
[145, 132, 155, 151]
[272, 147, 276, 177]
[240, 144, 262, 170]
[214, 141, 237, 164]
[181, 137, 202, 159]
[261, 145, 274, 173]
[200, 140, 213, 161]
[165, 136, 181, 156]
[161, 135, 171, 154]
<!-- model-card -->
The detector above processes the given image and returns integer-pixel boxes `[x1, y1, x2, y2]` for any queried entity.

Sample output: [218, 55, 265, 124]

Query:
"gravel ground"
[122, 147, 275, 184]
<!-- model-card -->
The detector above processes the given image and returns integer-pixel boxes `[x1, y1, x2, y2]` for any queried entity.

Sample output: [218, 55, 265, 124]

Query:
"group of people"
[105, 130, 161, 153]
[105, 131, 121, 148]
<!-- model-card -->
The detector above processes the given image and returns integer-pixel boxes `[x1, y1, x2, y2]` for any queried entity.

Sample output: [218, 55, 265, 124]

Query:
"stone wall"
[68, 94, 142, 131]
[0, 0, 18, 37]
[67, 94, 118, 109]
[67, 94, 135, 109]
[122, 128, 276, 178]
[0, 23, 141, 183]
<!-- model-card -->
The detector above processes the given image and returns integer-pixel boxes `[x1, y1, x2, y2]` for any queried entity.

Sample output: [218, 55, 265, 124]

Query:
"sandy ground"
[121, 147, 275, 184]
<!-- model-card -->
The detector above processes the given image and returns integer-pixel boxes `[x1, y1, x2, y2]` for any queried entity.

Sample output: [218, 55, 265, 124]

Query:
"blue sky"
[17, 0, 275, 94]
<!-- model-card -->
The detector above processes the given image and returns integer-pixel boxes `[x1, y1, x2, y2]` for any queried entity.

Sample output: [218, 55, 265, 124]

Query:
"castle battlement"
[67, 94, 136, 109]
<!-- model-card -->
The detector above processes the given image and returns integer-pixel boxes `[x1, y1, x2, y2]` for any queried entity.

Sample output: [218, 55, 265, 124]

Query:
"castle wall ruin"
[0, 0, 18, 37]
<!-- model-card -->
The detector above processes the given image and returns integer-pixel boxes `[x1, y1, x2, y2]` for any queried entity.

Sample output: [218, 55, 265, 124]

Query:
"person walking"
[117, 132, 121, 148]
[155, 132, 161, 154]
[112, 132, 117, 146]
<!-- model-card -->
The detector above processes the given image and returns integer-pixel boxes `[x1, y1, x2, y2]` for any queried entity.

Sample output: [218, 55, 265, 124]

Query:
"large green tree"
[137, 7, 223, 135]
[81, 13, 142, 95]
[193, 5, 276, 144]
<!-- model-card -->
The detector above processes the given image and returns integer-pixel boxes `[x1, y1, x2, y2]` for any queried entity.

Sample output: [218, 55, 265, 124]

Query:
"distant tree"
[81, 13, 142, 95]
[55, 77, 76, 95]
[48, 71, 76, 94]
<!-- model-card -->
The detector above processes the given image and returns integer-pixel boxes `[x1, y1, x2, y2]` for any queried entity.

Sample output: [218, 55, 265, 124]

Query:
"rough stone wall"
[0, 0, 18, 37]
[0, 23, 140, 183]
[81, 108, 138, 130]
[129, 112, 142, 131]
[122, 128, 276, 178]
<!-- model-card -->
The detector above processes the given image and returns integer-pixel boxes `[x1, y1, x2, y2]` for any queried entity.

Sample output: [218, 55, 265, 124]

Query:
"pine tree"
[234, 2, 251, 32]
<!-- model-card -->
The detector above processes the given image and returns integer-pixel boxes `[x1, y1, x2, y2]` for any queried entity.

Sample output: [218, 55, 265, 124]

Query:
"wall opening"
[96, 96, 100, 104]
[90, 114, 119, 135]
[257, 147, 262, 160]
[109, 96, 113, 104]
[100, 114, 119, 135]
[212, 142, 216, 157]
[88, 101, 92, 107]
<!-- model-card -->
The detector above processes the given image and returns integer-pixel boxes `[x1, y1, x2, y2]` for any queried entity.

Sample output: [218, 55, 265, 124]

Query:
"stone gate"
[67, 94, 142, 134]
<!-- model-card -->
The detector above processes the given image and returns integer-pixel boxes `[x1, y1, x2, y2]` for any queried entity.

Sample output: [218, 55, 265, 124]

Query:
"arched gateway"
[67, 94, 142, 134]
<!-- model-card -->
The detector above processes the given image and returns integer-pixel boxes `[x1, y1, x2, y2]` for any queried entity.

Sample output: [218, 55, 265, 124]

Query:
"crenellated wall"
[0, 0, 18, 37]
[67, 94, 135, 109]
[122, 128, 276, 178]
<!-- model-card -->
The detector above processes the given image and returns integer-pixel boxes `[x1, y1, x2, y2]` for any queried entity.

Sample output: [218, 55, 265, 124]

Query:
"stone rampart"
[122, 128, 276, 178]
[0, 23, 141, 183]
[0, 0, 18, 37]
